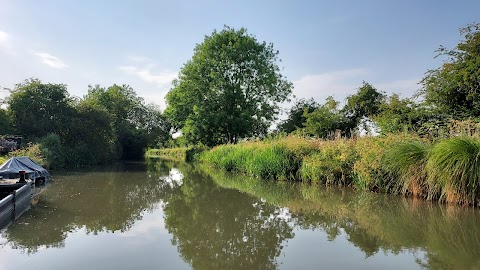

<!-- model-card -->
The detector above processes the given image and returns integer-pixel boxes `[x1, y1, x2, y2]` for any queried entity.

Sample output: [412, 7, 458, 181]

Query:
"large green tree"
[8, 79, 75, 138]
[165, 26, 293, 146]
[420, 23, 480, 118]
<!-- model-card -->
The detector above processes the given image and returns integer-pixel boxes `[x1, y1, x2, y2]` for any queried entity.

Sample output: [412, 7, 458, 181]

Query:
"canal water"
[1, 159, 480, 270]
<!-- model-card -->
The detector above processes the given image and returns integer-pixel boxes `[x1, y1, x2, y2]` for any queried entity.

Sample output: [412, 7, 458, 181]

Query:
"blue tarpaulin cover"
[0, 156, 50, 181]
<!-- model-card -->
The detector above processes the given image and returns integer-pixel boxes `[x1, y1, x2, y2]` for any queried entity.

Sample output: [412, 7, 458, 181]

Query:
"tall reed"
[427, 137, 480, 205]
[382, 141, 431, 197]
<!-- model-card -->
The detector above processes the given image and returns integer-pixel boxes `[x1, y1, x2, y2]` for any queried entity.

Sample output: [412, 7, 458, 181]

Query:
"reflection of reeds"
[200, 164, 480, 269]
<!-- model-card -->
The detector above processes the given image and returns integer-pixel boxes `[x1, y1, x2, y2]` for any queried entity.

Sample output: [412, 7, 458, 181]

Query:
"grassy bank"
[195, 134, 480, 206]
[146, 145, 208, 162]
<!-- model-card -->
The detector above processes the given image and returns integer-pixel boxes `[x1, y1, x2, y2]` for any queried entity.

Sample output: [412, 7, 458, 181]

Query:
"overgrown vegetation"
[1, 79, 171, 168]
[196, 132, 480, 206]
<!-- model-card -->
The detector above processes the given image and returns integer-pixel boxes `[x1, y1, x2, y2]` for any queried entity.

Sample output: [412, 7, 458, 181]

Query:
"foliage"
[8, 79, 75, 138]
[302, 96, 346, 138]
[277, 98, 319, 133]
[0, 108, 13, 134]
[344, 82, 385, 128]
[5, 79, 171, 167]
[301, 139, 357, 185]
[374, 94, 416, 134]
[147, 147, 190, 161]
[146, 144, 209, 162]
[39, 133, 65, 169]
[64, 103, 117, 165]
[352, 134, 420, 191]
[200, 138, 303, 180]
[165, 26, 292, 146]
[420, 23, 480, 119]
[7, 143, 45, 166]
[83, 84, 171, 160]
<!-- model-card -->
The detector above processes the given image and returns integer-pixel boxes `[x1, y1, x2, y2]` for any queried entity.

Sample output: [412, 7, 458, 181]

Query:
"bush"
[301, 139, 357, 185]
[8, 143, 45, 166]
[40, 133, 65, 169]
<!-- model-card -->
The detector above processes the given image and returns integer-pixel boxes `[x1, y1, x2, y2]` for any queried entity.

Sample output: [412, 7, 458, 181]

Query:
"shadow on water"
[2, 159, 480, 270]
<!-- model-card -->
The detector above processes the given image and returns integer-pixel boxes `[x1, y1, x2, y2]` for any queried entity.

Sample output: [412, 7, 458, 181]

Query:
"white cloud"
[292, 68, 369, 104]
[0, 30, 9, 45]
[141, 91, 170, 111]
[118, 55, 178, 109]
[119, 65, 177, 87]
[292, 69, 421, 105]
[127, 54, 154, 63]
[32, 51, 68, 69]
[0, 30, 15, 55]
[376, 79, 420, 98]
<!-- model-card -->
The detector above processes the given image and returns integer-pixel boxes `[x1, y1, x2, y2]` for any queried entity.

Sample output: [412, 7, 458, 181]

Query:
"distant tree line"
[0, 79, 171, 167]
[277, 23, 480, 138]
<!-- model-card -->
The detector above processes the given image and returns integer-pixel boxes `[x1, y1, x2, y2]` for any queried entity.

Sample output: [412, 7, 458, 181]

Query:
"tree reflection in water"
[2, 159, 480, 270]
[158, 161, 295, 270]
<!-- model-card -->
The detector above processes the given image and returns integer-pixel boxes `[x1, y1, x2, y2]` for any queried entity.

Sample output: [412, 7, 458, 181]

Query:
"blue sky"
[0, 0, 479, 110]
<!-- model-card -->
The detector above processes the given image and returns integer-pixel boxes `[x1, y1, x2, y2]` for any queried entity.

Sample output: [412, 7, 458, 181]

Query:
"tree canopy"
[8, 79, 75, 138]
[420, 23, 480, 119]
[3, 79, 171, 167]
[277, 98, 320, 134]
[165, 26, 292, 146]
[83, 84, 171, 160]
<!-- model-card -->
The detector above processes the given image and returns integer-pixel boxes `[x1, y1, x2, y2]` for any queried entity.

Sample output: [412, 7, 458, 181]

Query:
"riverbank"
[146, 134, 480, 206]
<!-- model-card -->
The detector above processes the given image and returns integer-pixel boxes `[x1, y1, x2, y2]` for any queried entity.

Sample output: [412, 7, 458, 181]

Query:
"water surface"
[1, 160, 479, 270]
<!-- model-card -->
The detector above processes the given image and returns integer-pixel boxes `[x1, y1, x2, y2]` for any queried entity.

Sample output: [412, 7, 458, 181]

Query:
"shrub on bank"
[7, 143, 45, 166]
[301, 138, 357, 185]
[146, 147, 190, 161]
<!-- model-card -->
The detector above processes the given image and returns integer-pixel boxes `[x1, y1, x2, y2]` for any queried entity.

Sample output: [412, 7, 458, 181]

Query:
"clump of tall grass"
[427, 137, 480, 205]
[200, 139, 302, 180]
[382, 141, 431, 197]
[245, 143, 299, 180]
[301, 139, 357, 185]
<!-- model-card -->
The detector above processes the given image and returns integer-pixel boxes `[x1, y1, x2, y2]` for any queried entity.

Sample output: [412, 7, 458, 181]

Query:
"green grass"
[382, 141, 431, 196]
[154, 134, 480, 206]
[427, 137, 480, 204]
[200, 141, 301, 180]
